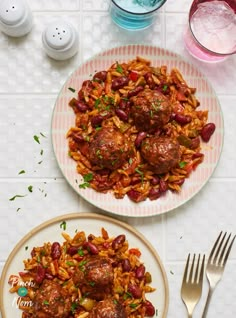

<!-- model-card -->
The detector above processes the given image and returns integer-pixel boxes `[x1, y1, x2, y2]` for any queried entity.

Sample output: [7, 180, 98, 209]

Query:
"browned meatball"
[89, 298, 127, 318]
[72, 256, 114, 300]
[131, 89, 172, 132]
[141, 136, 180, 174]
[88, 127, 132, 170]
[32, 280, 71, 318]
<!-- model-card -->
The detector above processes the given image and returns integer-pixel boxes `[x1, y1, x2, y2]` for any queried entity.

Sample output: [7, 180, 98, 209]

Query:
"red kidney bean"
[149, 188, 161, 200]
[127, 86, 144, 98]
[190, 136, 200, 149]
[51, 242, 61, 260]
[35, 264, 45, 284]
[83, 242, 99, 255]
[31, 248, 36, 258]
[74, 100, 88, 112]
[73, 133, 84, 143]
[159, 179, 168, 193]
[192, 152, 204, 160]
[174, 113, 192, 125]
[135, 131, 147, 148]
[111, 76, 129, 90]
[67, 246, 79, 256]
[112, 234, 126, 250]
[128, 284, 142, 299]
[127, 189, 141, 202]
[91, 114, 103, 127]
[201, 123, 216, 142]
[151, 175, 160, 185]
[135, 265, 145, 279]
[145, 300, 155, 316]
[119, 99, 128, 110]
[122, 258, 131, 272]
[45, 273, 54, 280]
[130, 176, 141, 185]
[93, 71, 107, 82]
[115, 108, 128, 122]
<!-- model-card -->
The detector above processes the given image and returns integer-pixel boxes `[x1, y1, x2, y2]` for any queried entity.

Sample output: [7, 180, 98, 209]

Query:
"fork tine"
[194, 254, 200, 282]
[218, 233, 231, 264]
[199, 254, 205, 283]
[189, 254, 196, 282]
[222, 234, 236, 266]
[208, 231, 222, 262]
[182, 253, 190, 283]
[212, 231, 226, 264]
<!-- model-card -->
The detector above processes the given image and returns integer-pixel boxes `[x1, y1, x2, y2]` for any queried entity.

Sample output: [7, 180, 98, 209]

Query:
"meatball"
[72, 256, 114, 300]
[130, 89, 172, 132]
[32, 280, 71, 318]
[89, 298, 127, 318]
[141, 136, 180, 174]
[88, 127, 132, 170]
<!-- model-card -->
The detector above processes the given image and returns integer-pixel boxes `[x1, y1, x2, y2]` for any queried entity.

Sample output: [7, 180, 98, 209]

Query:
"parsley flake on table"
[68, 87, 76, 93]
[33, 135, 40, 144]
[40, 132, 46, 138]
[28, 185, 33, 193]
[9, 194, 26, 201]
[60, 221, 67, 231]
[16, 208, 21, 212]
[25, 246, 28, 251]
[79, 173, 93, 189]
[18, 170, 25, 175]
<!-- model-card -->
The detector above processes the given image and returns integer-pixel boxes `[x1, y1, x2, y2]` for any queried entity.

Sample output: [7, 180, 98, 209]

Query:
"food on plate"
[8, 228, 156, 318]
[67, 56, 216, 202]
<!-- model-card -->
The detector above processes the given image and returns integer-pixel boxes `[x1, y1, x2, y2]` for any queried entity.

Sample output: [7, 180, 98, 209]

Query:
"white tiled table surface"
[0, 1, 236, 317]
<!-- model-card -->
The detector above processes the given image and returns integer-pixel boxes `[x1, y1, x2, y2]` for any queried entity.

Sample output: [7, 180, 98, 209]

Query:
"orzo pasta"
[9, 228, 156, 318]
[67, 56, 215, 202]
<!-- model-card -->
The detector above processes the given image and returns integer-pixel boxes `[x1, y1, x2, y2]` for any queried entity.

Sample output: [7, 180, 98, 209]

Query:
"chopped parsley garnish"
[33, 135, 40, 144]
[9, 194, 26, 201]
[89, 281, 95, 286]
[116, 63, 123, 74]
[95, 98, 101, 108]
[123, 292, 132, 300]
[78, 248, 84, 256]
[96, 149, 103, 159]
[28, 185, 33, 193]
[129, 158, 133, 165]
[66, 261, 75, 266]
[179, 161, 187, 168]
[163, 84, 168, 92]
[71, 302, 78, 314]
[43, 300, 49, 305]
[113, 299, 118, 304]
[95, 126, 102, 131]
[68, 87, 76, 93]
[18, 170, 25, 175]
[135, 167, 144, 184]
[79, 173, 93, 189]
[60, 221, 67, 231]
[129, 303, 138, 308]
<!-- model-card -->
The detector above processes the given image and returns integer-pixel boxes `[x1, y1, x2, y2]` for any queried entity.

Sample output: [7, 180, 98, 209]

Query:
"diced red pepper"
[129, 248, 141, 257]
[129, 71, 139, 82]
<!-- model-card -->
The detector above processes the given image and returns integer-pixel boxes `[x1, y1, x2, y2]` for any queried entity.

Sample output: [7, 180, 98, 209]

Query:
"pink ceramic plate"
[51, 45, 224, 217]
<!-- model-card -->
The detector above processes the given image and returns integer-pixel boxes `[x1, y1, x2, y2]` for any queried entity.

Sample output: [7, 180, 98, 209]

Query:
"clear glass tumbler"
[109, 0, 167, 30]
[184, 0, 236, 62]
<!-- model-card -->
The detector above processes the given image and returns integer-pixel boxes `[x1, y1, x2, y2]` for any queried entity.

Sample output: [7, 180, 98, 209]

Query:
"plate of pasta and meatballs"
[51, 45, 223, 217]
[0, 213, 169, 318]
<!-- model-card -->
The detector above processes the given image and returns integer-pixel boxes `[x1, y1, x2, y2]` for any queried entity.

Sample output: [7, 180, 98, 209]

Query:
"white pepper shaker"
[0, 0, 33, 37]
[42, 20, 79, 61]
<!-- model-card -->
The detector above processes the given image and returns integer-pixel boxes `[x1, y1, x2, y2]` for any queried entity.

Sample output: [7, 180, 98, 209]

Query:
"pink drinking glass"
[184, 0, 236, 62]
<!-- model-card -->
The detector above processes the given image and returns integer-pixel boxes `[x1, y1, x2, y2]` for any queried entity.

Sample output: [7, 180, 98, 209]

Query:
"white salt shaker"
[0, 0, 33, 37]
[42, 20, 79, 61]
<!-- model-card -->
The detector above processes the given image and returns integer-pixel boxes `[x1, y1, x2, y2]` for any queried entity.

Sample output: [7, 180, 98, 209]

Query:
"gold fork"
[181, 254, 205, 318]
[202, 231, 236, 318]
